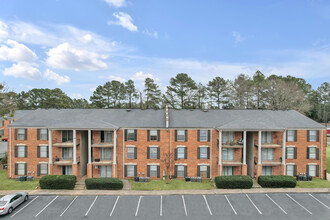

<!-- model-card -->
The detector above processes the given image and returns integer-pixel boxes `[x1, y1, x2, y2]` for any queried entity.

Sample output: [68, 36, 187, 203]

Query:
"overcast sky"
[0, 0, 329, 99]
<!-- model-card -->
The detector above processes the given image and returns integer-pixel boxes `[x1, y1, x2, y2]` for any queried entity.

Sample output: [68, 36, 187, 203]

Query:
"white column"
[258, 131, 262, 164]
[243, 131, 247, 164]
[73, 129, 77, 164]
[282, 130, 286, 174]
[113, 129, 117, 177]
[48, 129, 52, 174]
[88, 130, 92, 164]
[219, 130, 222, 176]
[9, 128, 12, 178]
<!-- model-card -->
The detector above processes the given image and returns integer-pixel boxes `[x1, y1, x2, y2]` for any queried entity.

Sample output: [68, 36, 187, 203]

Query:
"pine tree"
[207, 76, 227, 109]
[144, 77, 161, 109]
[125, 80, 138, 109]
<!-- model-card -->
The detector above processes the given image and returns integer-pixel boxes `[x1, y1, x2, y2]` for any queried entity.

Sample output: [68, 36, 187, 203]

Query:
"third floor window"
[62, 130, 73, 142]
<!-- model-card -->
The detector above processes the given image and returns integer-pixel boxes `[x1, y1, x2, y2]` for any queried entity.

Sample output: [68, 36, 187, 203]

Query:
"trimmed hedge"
[85, 178, 123, 190]
[39, 175, 76, 189]
[215, 176, 253, 189]
[258, 175, 296, 188]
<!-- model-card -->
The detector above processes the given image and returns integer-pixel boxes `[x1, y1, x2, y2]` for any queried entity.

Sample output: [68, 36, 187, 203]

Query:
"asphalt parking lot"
[0, 193, 329, 220]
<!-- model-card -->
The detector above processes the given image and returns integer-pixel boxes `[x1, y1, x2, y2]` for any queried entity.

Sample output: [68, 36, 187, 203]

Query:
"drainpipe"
[321, 128, 324, 179]
[9, 128, 11, 178]
[48, 129, 52, 175]
[243, 131, 247, 165]
[88, 130, 91, 164]
[169, 129, 172, 178]
[123, 129, 125, 178]
[218, 130, 222, 176]
[258, 131, 262, 165]
[282, 130, 286, 175]
[210, 129, 212, 179]
[113, 129, 117, 177]
[73, 129, 77, 164]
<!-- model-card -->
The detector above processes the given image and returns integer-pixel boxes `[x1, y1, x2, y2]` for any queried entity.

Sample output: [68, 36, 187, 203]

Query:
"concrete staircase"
[74, 176, 86, 190]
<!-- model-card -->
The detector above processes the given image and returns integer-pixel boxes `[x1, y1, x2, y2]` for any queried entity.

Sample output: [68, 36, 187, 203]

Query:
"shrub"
[39, 175, 76, 189]
[215, 176, 253, 189]
[258, 175, 296, 188]
[1, 153, 7, 164]
[85, 178, 123, 190]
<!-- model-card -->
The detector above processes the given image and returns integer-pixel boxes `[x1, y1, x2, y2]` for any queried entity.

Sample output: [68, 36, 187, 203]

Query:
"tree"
[207, 77, 227, 109]
[196, 83, 207, 109]
[229, 74, 253, 109]
[72, 98, 90, 108]
[317, 82, 330, 123]
[164, 73, 198, 109]
[90, 81, 126, 108]
[0, 83, 16, 117]
[144, 77, 161, 109]
[125, 80, 138, 109]
[252, 70, 267, 109]
[90, 85, 107, 108]
[160, 152, 172, 183]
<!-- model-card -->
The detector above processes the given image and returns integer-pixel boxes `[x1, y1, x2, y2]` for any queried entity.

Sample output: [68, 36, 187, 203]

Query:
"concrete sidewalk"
[0, 188, 329, 196]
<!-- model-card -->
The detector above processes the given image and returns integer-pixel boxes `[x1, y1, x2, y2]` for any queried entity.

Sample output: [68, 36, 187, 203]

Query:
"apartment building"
[7, 108, 327, 180]
[0, 110, 33, 140]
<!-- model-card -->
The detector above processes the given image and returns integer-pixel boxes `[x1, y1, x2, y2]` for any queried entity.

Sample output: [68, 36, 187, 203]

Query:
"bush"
[258, 175, 296, 188]
[40, 175, 76, 189]
[1, 153, 7, 164]
[85, 178, 123, 190]
[215, 176, 253, 189]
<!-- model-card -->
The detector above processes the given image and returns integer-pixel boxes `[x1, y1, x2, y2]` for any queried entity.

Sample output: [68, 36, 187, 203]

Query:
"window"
[150, 165, 158, 177]
[40, 164, 48, 175]
[150, 130, 158, 141]
[39, 129, 48, 140]
[200, 130, 208, 142]
[62, 147, 73, 160]
[199, 147, 208, 159]
[0, 129, 4, 136]
[17, 163, 25, 175]
[262, 132, 273, 144]
[222, 148, 234, 161]
[127, 147, 135, 159]
[100, 166, 112, 177]
[286, 165, 294, 176]
[177, 165, 185, 177]
[101, 148, 112, 160]
[308, 147, 316, 159]
[262, 148, 274, 161]
[286, 147, 294, 159]
[62, 166, 72, 175]
[308, 165, 316, 176]
[1, 120, 4, 127]
[17, 128, 26, 140]
[127, 165, 135, 177]
[223, 166, 233, 176]
[262, 166, 272, 176]
[40, 146, 48, 158]
[149, 147, 158, 159]
[62, 130, 73, 142]
[222, 132, 235, 144]
[177, 130, 185, 141]
[177, 147, 185, 159]
[309, 130, 317, 142]
[127, 129, 135, 141]
[102, 131, 113, 143]
[199, 165, 208, 178]
[287, 130, 295, 142]
[17, 145, 26, 157]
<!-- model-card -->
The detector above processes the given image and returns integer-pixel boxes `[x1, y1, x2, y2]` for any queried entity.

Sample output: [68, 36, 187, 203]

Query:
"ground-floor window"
[262, 166, 272, 176]
[199, 165, 208, 178]
[100, 165, 112, 177]
[286, 165, 294, 176]
[176, 165, 185, 177]
[149, 165, 158, 177]
[127, 165, 135, 177]
[308, 165, 316, 176]
[223, 166, 233, 176]
[40, 164, 48, 175]
[62, 166, 72, 175]
[17, 163, 26, 175]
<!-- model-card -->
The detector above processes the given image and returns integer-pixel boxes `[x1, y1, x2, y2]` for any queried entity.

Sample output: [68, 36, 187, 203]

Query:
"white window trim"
[39, 144, 48, 146]
[177, 145, 186, 148]
[147, 163, 160, 165]
[198, 163, 210, 165]
[199, 145, 209, 148]
[149, 145, 158, 147]
[307, 145, 317, 148]
[126, 145, 135, 148]
[175, 163, 187, 165]
[39, 162, 48, 164]
[124, 163, 137, 165]
[16, 162, 26, 164]
[286, 163, 296, 165]
[287, 145, 295, 148]
[17, 144, 26, 146]
[308, 163, 318, 165]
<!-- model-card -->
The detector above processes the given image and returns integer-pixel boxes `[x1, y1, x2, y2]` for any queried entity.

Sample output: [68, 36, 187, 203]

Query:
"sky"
[0, 0, 329, 100]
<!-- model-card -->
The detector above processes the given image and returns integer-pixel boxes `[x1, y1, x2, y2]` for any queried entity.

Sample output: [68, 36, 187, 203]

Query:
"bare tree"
[160, 152, 172, 183]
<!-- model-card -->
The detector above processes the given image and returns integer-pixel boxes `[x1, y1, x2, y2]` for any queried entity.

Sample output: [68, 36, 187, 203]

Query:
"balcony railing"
[254, 139, 282, 148]
[53, 138, 80, 147]
[217, 139, 244, 148]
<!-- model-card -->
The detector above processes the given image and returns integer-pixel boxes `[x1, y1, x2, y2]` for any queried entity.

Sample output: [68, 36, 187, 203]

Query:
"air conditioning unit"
[95, 165, 98, 169]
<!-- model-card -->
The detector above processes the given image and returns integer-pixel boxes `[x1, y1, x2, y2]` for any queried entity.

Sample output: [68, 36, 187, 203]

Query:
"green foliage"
[215, 176, 253, 189]
[1, 152, 7, 164]
[131, 179, 215, 190]
[85, 178, 123, 190]
[0, 83, 16, 117]
[39, 175, 76, 189]
[0, 170, 39, 190]
[144, 77, 161, 109]
[258, 175, 296, 188]
[125, 80, 138, 109]
[207, 76, 227, 109]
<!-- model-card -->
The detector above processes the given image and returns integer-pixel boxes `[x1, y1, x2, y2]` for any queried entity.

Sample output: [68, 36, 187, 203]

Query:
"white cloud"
[0, 21, 8, 41]
[102, 75, 126, 82]
[104, 0, 126, 7]
[108, 12, 138, 32]
[143, 29, 158, 39]
[0, 40, 37, 62]
[44, 69, 70, 85]
[131, 71, 160, 82]
[46, 43, 108, 71]
[3, 62, 42, 80]
[232, 31, 245, 45]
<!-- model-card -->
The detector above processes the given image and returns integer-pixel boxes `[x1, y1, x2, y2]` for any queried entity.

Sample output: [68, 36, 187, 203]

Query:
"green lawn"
[327, 147, 330, 173]
[131, 179, 215, 190]
[0, 170, 39, 190]
[296, 178, 330, 188]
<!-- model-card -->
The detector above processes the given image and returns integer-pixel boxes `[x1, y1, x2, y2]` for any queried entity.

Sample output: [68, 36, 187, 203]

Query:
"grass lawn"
[296, 178, 330, 188]
[327, 147, 330, 173]
[0, 170, 39, 190]
[130, 179, 215, 190]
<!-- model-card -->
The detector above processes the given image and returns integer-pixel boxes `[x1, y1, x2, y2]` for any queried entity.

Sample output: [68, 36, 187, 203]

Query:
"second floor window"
[101, 131, 113, 143]
[286, 147, 295, 159]
[62, 147, 73, 160]
[262, 148, 274, 161]
[177, 130, 185, 141]
[222, 148, 234, 161]
[101, 148, 112, 160]
[62, 130, 73, 142]
[17, 128, 26, 140]
[127, 147, 135, 159]
[308, 147, 316, 159]
[149, 147, 158, 159]
[262, 132, 273, 144]
[177, 147, 185, 159]
[39, 146, 48, 158]
[16, 145, 26, 157]
[222, 132, 235, 144]
[199, 147, 208, 159]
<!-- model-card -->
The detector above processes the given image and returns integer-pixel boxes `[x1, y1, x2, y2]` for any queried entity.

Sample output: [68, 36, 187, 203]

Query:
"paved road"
[0, 193, 329, 220]
[0, 142, 7, 158]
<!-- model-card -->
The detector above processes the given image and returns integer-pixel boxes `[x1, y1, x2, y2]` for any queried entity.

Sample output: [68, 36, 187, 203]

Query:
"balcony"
[52, 138, 80, 147]
[255, 139, 282, 148]
[222, 161, 242, 166]
[53, 156, 80, 165]
[92, 158, 113, 165]
[91, 140, 113, 148]
[218, 138, 243, 148]
[262, 160, 282, 166]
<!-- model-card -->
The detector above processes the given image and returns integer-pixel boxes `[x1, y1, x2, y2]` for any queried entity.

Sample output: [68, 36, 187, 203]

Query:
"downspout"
[9, 128, 11, 178]
[123, 129, 125, 178]
[210, 129, 212, 179]
[170, 129, 172, 179]
[321, 128, 324, 179]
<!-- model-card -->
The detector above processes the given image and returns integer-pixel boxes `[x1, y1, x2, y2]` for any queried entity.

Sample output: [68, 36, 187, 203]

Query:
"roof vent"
[202, 103, 209, 112]
[126, 109, 131, 112]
